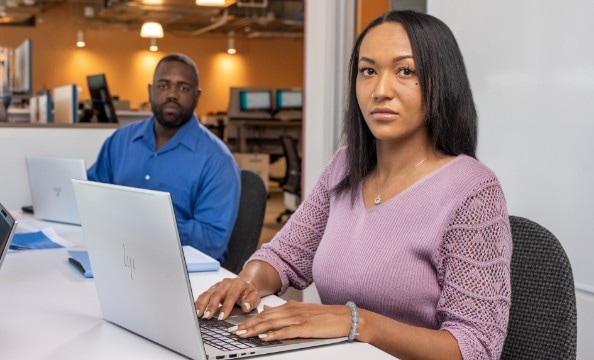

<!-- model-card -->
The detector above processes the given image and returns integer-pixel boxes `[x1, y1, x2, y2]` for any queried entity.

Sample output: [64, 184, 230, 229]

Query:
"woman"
[196, 10, 512, 359]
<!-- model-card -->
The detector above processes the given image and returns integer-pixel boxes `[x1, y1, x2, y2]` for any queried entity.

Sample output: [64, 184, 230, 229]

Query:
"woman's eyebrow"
[359, 56, 376, 64]
[359, 54, 414, 64]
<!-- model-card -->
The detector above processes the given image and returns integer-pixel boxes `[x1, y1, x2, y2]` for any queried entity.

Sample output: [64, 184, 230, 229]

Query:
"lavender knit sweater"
[249, 148, 512, 359]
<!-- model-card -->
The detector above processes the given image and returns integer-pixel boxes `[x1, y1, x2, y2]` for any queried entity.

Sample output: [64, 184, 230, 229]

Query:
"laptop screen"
[0, 204, 17, 269]
[26, 156, 87, 225]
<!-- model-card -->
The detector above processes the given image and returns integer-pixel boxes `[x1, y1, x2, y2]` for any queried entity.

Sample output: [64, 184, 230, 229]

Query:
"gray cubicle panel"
[0, 126, 116, 210]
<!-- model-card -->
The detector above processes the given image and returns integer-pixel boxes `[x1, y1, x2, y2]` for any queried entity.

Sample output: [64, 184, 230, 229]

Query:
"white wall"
[301, 0, 356, 303]
[303, 0, 356, 195]
[0, 127, 114, 210]
[429, 1, 594, 358]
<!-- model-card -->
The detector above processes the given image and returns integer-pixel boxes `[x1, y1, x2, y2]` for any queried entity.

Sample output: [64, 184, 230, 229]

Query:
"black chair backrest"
[501, 215, 577, 359]
[221, 169, 267, 274]
[280, 135, 301, 196]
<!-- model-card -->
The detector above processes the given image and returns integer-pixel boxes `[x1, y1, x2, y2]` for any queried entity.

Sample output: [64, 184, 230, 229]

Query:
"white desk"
[0, 215, 394, 359]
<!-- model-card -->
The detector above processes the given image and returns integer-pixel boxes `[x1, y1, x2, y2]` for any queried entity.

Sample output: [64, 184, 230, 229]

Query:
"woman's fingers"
[194, 277, 261, 320]
[217, 280, 260, 320]
[229, 302, 352, 341]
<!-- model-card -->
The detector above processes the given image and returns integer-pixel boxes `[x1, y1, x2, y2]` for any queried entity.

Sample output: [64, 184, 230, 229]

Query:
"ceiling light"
[197, 0, 224, 5]
[140, 21, 164, 38]
[149, 38, 159, 52]
[196, 0, 236, 6]
[76, 30, 86, 48]
[227, 31, 236, 54]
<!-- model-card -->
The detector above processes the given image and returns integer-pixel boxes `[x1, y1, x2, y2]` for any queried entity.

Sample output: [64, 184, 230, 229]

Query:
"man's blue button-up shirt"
[87, 116, 241, 261]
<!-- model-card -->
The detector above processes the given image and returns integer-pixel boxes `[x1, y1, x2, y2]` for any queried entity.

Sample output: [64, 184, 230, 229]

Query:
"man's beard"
[152, 102, 195, 129]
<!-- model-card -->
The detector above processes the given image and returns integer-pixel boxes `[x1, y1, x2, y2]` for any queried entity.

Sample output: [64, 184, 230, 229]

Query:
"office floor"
[258, 187, 285, 248]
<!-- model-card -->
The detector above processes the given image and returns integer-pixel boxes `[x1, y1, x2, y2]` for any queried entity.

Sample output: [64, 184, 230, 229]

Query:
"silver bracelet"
[345, 301, 359, 342]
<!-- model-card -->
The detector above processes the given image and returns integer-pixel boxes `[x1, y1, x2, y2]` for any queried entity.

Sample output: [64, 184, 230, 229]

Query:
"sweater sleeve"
[436, 178, 512, 360]
[247, 154, 335, 295]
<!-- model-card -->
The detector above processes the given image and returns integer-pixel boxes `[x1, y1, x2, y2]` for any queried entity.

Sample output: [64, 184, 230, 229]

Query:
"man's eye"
[157, 83, 169, 90]
[179, 85, 191, 93]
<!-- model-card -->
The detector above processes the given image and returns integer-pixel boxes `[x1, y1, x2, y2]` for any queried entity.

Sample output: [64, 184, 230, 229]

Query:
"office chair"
[221, 169, 267, 274]
[501, 215, 577, 359]
[276, 135, 301, 223]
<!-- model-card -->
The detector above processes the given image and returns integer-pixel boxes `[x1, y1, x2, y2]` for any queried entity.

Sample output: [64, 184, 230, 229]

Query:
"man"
[88, 53, 241, 261]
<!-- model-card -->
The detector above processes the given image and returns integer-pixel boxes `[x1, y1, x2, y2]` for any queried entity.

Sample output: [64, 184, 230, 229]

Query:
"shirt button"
[145, 175, 150, 180]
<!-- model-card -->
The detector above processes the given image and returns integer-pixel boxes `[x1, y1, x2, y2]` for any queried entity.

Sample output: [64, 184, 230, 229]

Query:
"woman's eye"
[359, 67, 375, 76]
[397, 67, 416, 77]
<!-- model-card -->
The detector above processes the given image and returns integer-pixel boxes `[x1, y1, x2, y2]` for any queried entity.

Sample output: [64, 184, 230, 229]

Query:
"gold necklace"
[374, 157, 427, 205]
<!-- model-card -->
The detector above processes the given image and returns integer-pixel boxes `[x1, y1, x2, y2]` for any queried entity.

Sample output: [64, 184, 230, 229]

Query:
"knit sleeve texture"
[436, 178, 512, 359]
[247, 149, 341, 295]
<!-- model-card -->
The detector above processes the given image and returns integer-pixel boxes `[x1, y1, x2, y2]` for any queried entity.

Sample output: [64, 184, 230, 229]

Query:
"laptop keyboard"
[199, 318, 280, 352]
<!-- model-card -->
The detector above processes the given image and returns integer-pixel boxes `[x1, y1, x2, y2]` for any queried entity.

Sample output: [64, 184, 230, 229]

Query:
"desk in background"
[227, 119, 302, 155]
[4, 107, 152, 124]
[0, 213, 394, 360]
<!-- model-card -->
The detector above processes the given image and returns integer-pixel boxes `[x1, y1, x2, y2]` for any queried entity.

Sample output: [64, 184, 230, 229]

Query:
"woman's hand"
[194, 277, 261, 320]
[228, 301, 352, 341]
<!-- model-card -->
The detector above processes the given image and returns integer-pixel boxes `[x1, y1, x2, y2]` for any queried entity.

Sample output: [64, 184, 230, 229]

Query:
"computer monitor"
[275, 89, 302, 110]
[14, 39, 32, 96]
[239, 89, 272, 112]
[86, 73, 118, 123]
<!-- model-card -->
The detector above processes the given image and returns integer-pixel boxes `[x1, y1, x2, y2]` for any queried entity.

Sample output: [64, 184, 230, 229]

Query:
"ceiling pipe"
[191, 8, 228, 36]
[235, 0, 268, 9]
[247, 31, 302, 38]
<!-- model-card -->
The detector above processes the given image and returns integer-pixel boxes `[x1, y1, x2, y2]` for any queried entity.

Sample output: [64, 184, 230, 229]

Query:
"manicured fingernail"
[244, 302, 251, 311]
[227, 325, 238, 332]
[202, 310, 210, 319]
[258, 333, 268, 339]
[217, 312, 225, 321]
[235, 330, 247, 336]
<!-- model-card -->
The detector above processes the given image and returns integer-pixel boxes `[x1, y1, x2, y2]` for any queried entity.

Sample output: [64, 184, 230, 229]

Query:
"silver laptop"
[26, 156, 87, 225]
[0, 202, 18, 270]
[71, 179, 346, 360]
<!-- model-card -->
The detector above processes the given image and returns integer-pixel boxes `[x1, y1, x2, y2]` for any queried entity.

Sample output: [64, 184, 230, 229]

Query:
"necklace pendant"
[374, 195, 382, 205]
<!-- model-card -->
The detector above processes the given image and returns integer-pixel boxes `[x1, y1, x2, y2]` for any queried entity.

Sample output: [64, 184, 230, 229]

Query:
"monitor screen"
[239, 90, 272, 112]
[14, 39, 32, 96]
[276, 89, 302, 110]
[87, 73, 118, 123]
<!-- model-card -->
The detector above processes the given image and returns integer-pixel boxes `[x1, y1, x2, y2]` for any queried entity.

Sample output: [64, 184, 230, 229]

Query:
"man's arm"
[177, 157, 241, 261]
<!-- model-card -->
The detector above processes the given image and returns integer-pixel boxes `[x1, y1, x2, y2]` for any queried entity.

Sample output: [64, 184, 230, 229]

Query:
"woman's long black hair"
[333, 10, 478, 203]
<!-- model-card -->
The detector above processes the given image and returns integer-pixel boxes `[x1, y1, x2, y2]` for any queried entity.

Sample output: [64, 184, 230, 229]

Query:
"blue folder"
[10, 231, 64, 250]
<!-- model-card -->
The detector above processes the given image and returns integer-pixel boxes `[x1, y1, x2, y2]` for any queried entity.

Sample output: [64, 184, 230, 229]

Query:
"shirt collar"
[131, 115, 202, 152]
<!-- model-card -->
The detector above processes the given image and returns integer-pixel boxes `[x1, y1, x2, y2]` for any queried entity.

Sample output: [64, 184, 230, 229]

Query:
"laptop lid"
[0, 202, 17, 270]
[72, 179, 346, 360]
[26, 156, 87, 225]
[72, 179, 207, 360]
